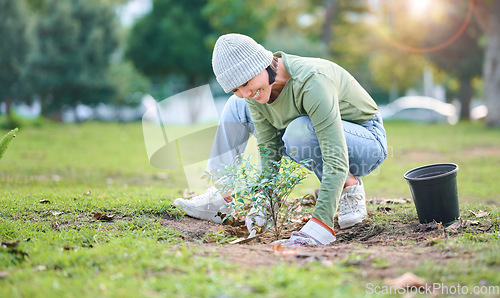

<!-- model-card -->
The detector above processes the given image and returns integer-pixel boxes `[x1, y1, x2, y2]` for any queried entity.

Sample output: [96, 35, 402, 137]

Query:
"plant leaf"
[93, 212, 115, 221]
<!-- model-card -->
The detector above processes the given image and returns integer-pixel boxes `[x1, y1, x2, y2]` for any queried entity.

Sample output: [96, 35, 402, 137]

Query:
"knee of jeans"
[282, 117, 313, 155]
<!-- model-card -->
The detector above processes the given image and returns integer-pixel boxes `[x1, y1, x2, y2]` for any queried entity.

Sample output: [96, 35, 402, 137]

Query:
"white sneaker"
[173, 187, 233, 224]
[338, 177, 367, 229]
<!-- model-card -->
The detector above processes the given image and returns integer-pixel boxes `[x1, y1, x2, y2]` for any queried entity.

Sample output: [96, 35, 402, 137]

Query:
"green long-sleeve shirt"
[245, 52, 378, 228]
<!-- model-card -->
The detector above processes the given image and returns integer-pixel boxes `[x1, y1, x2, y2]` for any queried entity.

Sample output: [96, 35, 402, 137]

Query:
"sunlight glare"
[409, 0, 431, 17]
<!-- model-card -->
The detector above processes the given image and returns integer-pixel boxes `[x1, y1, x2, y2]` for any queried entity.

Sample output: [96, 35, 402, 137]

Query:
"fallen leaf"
[61, 246, 74, 251]
[52, 211, 64, 216]
[425, 238, 440, 246]
[272, 244, 300, 256]
[229, 234, 260, 244]
[92, 212, 115, 221]
[33, 265, 47, 272]
[468, 220, 480, 225]
[153, 173, 169, 180]
[415, 222, 442, 233]
[478, 220, 492, 232]
[295, 253, 323, 261]
[445, 219, 467, 234]
[368, 197, 383, 204]
[39, 199, 51, 204]
[377, 206, 392, 212]
[386, 198, 410, 204]
[470, 210, 490, 218]
[359, 225, 385, 241]
[386, 272, 426, 289]
[1, 241, 19, 248]
[368, 197, 412, 204]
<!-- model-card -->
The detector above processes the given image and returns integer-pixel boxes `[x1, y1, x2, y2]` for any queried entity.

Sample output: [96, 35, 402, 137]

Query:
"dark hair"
[266, 57, 278, 84]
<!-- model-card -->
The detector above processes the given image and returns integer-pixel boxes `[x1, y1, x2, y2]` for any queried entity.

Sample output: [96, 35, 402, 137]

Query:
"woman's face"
[232, 69, 271, 104]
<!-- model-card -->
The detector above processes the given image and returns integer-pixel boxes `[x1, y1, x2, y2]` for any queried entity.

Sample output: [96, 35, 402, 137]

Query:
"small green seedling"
[204, 149, 312, 240]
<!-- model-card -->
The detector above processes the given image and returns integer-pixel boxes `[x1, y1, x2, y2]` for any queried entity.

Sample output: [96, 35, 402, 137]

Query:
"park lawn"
[0, 120, 499, 297]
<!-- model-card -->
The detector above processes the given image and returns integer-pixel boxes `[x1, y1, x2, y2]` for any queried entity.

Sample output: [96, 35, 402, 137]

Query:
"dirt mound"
[158, 208, 497, 283]
[161, 213, 449, 246]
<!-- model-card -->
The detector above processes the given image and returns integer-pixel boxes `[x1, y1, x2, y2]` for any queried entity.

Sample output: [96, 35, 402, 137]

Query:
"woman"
[174, 33, 387, 246]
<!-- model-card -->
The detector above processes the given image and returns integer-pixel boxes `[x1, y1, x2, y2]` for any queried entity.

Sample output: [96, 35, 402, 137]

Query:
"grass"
[1, 120, 499, 297]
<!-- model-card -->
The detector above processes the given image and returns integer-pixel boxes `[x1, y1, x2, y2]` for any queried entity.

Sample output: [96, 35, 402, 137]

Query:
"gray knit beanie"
[212, 34, 274, 93]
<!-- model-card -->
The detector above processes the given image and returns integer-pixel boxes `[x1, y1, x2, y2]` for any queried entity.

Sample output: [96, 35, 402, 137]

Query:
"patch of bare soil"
[160, 214, 222, 241]
[159, 208, 495, 283]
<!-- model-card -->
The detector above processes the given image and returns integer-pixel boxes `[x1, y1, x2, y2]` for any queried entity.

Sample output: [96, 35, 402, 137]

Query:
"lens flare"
[409, 0, 431, 17]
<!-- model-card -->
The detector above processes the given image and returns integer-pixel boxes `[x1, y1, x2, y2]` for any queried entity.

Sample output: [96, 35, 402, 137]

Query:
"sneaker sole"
[175, 203, 228, 224]
[338, 215, 367, 229]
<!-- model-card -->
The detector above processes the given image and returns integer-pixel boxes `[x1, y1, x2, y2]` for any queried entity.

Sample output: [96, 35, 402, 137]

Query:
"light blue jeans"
[207, 95, 388, 181]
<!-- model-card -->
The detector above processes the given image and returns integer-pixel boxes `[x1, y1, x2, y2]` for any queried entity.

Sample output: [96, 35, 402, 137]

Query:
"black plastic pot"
[404, 163, 460, 226]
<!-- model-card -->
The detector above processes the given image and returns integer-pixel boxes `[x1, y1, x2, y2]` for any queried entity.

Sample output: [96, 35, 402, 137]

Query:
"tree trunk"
[40, 95, 47, 118]
[484, 0, 500, 127]
[459, 78, 472, 120]
[5, 99, 12, 117]
[4, 99, 15, 129]
[321, 0, 336, 47]
[74, 105, 81, 123]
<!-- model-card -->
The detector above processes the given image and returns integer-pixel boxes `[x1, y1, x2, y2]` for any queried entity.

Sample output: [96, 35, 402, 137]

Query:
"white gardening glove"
[244, 192, 282, 237]
[245, 205, 269, 237]
[272, 217, 336, 246]
[245, 191, 278, 237]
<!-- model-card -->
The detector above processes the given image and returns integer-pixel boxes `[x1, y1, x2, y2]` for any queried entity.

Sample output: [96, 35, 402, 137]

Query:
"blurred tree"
[26, 0, 130, 10]
[263, 29, 330, 58]
[261, 0, 329, 58]
[126, 0, 214, 88]
[107, 60, 151, 107]
[265, 0, 374, 73]
[202, 0, 327, 59]
[364, 1, 427, 101]
[305, 0, 370, 61]
[424, 1, 483, 120]
[369, 48, 427, 101]
[27, 0, 119, 120]
[474, 0, 500, 127]
[321, 0, 336, 47]
[312, 0, 397, 103]
[0, 0, 32, 123]
[203, 0, 276, 44]
[101, 0, 130, 4]
[334, 1, 376, 81]
[25, 0, 44, 10]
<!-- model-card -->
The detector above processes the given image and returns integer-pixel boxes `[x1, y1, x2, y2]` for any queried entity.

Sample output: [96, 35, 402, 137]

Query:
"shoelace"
[339, 194, 355, 215]
[191, 189, 217, 206]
